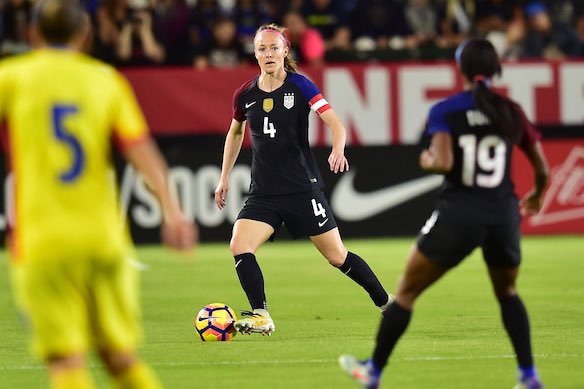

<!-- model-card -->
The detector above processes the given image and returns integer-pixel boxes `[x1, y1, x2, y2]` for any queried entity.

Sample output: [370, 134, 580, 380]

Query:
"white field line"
[0, 353, 579, 371]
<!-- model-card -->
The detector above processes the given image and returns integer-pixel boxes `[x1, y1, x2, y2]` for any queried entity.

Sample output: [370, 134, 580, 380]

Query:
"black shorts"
[237, 190, 337, 240]
[416, 198, 521, 268]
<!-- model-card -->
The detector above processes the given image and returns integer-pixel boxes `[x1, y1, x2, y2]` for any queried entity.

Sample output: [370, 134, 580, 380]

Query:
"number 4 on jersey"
[311, 199, 326, 218]
[263, 117, 276, 138]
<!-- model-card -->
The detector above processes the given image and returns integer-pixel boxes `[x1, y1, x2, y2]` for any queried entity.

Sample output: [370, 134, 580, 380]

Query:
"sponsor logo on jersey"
[529, 146, 584, 226]
[263, 98, 273, 113]
[245, 101, 256, 109]
[330, 171, 443, 221]
[283, 93, 294, 109]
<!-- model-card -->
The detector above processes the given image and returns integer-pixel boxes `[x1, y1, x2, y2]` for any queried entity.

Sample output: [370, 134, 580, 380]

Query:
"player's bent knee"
[229, 238, 246, 256]
[327, 256, 345, 267]
[229, 240, 254, 256]
[395, 291, 418, 309]
[322, 250, 346, 267]
[47, 354, 85, 372]
[396, 280, 425, 308]
[495, 287, 517, 301]
[98, 350, 137, 376]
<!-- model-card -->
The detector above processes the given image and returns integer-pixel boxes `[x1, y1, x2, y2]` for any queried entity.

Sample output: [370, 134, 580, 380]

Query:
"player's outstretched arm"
[520, 141, 549, 216]
[319, 109, 349, 174]
[123, 137, 198, 250]
[215, 119, 245, 209]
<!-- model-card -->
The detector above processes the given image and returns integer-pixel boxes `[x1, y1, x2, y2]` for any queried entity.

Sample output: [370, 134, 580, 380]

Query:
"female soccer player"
[340, 38, 549, 389]
[214, 23, 391, 335]
[1, 1, 196, 388]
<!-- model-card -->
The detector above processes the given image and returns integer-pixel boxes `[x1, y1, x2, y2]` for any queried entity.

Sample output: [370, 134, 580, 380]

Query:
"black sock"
[500, 294, 534, 368]
[339, 252, 389, 307]
[372, 302, 412, 369]
[234, 253, 266, 310]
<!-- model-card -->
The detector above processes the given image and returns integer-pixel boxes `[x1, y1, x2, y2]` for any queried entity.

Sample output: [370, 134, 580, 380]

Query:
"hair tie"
[259, 27, 290, 47]
[472, 74, 493, 86]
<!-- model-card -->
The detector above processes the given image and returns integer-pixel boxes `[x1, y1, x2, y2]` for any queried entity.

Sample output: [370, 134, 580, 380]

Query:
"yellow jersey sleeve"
[112, 72, 149, 146]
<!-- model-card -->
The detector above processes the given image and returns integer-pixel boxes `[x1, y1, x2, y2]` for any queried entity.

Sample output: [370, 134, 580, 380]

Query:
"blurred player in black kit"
[340, 38, 549, 389]
[214, 23, 392, 336]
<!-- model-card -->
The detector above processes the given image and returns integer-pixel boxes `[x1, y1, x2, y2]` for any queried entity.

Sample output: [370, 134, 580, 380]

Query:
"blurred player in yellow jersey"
[0, 0, 197, 388]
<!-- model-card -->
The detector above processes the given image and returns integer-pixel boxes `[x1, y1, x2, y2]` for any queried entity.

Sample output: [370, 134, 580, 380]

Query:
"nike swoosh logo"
[245, 101, 256, 108]
[198, 316, 221, 321]
[235, 259, 243, 268]
[198, 316, 235, 323]
[331, 171, 443, 222]
[318, 218, 329, 227]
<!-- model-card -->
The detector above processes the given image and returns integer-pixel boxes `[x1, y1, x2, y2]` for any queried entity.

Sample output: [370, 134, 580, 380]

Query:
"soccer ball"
[194, 303, 238, 341]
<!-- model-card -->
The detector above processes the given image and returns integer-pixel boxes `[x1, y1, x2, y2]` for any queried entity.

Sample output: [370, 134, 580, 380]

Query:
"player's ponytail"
[255, 23, 298, 73]
[457, 39, 523, 143]
[283, 54, 299, 74]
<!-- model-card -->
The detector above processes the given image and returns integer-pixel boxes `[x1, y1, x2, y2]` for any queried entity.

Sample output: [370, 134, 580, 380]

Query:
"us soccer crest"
[283, 93, 294, 109]
[263, 98, 273, 113]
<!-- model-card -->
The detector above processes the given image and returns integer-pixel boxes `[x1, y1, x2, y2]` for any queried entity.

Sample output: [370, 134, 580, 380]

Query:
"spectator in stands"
[1, 0, 33, 57]
[193, 16, 247, 69]
[404, 0, 438, 48]
[577, 4, 584, 44]
[234, 0, 270, 55]
[81, 0, 100, 22]
[155, 0, 192, 65]
[93, 0, 126, 63]
[435, 0, 475, 48]
[0, 1, 3, 45]
[301, 0, 352, 51]
[117, 5, 166, 65]
[261, 0, 304, 22]
[537, 0, 582, 25]
[521, 1, 582, 59]
[474, 0, 525, 59]
[350, 0, 413, 51]
[282, 10, 325, 65]
[475, 0, 522, 35]
[538, 0, 584, 49]
[94, 0, 165, 66]
[189, 0, 224, 46]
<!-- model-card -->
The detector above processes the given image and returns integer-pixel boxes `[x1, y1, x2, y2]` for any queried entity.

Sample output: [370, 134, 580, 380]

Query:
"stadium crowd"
[2, 0, 584, 67]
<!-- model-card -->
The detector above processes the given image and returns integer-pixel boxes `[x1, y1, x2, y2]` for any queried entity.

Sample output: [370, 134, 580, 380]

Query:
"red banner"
[514, 140, 584, 234]
[122, 60, 584, 145]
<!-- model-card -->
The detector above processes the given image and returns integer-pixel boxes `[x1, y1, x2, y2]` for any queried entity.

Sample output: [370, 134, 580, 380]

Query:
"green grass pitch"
[1, 236, 582, 388]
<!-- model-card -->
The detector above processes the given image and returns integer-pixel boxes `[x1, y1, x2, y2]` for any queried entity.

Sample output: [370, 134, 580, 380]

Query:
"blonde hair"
[255, 23, 298, 73]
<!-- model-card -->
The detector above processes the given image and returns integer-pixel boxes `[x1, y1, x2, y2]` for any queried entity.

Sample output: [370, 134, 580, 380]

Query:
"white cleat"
[378, 294, 395, 315]
[339, 355, 380, 389]
[513, 375, 544, 389]
[233, 309, 275, 336]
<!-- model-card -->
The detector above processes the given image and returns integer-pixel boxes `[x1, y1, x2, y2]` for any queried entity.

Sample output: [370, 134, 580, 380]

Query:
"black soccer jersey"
[233, 72, 331, 195]
[425, 91, 541, 203]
